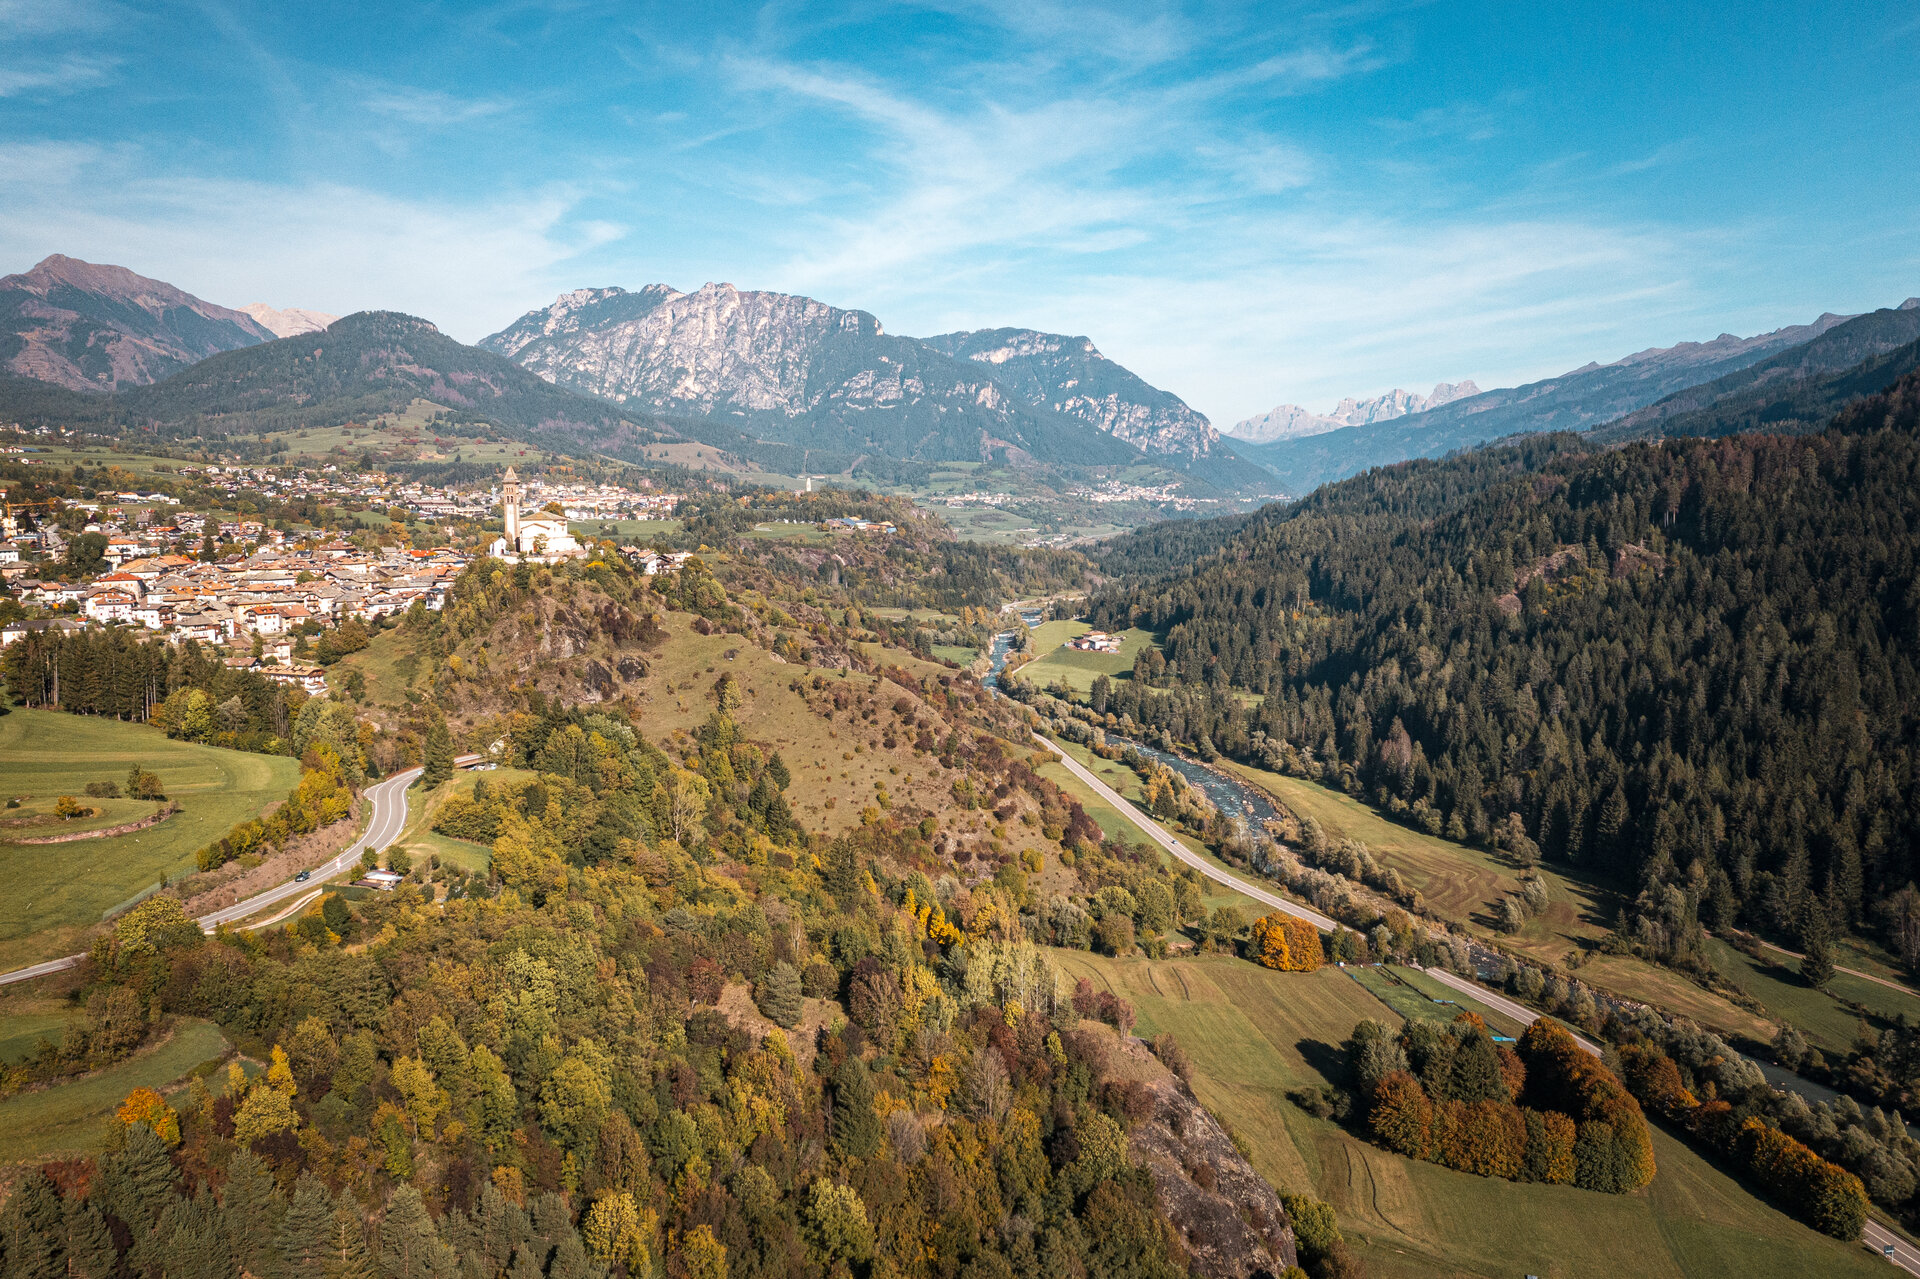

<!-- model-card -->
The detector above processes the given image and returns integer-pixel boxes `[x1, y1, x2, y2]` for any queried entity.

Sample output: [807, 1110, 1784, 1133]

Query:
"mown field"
[0, 710, 300, 970]
[1219, 760, 1777, 1044]
[1018, 620, 1161, 694]
[0, 1018, 229, 1163]
[1053, 950, 1887, 1278]
[1703, 937, 1920, 1055]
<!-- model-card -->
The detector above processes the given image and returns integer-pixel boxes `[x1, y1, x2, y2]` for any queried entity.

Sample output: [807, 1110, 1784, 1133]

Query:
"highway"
[0, 766, 421, 987]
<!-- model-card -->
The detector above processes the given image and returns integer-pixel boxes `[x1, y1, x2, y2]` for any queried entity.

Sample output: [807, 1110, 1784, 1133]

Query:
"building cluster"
[1065, 481, 1222, 509]
[2, 519, 465, 671]
[1067, 629, 1124, 653]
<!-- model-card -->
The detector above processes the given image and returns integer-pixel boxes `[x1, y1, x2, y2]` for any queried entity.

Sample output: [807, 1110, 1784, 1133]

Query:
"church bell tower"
[502, 466, 521, 546]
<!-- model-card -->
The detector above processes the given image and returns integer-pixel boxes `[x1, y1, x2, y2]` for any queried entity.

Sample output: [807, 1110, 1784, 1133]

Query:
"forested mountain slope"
[1090, 370, 1920, 955]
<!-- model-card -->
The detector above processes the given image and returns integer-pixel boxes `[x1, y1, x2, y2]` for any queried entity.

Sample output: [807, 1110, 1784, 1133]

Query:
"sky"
[2, 0, 1917, 426]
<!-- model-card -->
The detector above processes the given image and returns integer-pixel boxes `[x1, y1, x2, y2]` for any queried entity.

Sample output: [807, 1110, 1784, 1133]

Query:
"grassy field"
[0, 710, 301, 970]
[1019, 621, 1161, 694]
[1053, 950, 1886, 1278]
[0, 1019, 229, 1163]
[0, 1011, 73, 1065]
[1219, 760, 1777, 1044]
[1703, 937, 1920, 1054]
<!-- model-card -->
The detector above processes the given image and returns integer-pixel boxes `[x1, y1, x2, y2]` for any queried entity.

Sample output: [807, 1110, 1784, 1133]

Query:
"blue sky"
[2, 0, 1916, 425]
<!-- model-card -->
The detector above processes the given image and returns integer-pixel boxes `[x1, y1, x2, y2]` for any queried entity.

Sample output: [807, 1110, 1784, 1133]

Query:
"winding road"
[0, 766, 422, 987]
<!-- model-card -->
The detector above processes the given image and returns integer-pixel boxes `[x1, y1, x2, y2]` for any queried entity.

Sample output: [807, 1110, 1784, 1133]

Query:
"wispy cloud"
[363, 85, 514, 127]
[0, 142, 621, 341]
[0, 53, 118, 96]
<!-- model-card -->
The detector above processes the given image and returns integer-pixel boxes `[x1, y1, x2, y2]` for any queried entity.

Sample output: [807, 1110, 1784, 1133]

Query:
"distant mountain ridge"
[1228, 381, 1480, 444]
[1235, 309, 1862, 493]
[482, 282, 1266, 487]
[0, 254, 271, 392]
[241, 303, 338, 338]
[1591, 300, 1920, 444]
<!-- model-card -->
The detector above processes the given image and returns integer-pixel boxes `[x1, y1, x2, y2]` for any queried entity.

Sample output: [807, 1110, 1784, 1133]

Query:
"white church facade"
[487, 467, 582, 563]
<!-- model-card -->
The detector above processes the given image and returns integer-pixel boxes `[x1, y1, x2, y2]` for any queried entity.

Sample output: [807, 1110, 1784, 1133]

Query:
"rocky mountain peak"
[1228, 380, 1482, 444]
[240, 303, 339, 338]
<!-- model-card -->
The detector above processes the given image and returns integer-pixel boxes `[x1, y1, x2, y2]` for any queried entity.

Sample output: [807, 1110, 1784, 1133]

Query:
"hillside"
[482, 282, 1220, 477]
[1236, 308, 1857, 492]
[1088, 368, 1920, 971]
[0, 254, 271, 393]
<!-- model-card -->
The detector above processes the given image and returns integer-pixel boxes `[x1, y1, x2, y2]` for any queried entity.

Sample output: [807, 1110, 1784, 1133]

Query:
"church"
[487, 467, 581, 562]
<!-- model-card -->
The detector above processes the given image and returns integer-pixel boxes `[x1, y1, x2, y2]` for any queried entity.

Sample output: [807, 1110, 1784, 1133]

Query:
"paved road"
[1864, 1221, 1920, 1273]
[1034, 734, 1337, 932]
[1415, 964, 1601, 1056]
[196, 767, 420, 929]
[0, 767, 421, 986]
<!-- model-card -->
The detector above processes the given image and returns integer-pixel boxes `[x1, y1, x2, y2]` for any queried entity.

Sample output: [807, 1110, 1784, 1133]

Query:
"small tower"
[501, 466, 520, 546]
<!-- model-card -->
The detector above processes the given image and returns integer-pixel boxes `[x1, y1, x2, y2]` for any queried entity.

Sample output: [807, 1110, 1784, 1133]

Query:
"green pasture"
[0, 710, 300, 970]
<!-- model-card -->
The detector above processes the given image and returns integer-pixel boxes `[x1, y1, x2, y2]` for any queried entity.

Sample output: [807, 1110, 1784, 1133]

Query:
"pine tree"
[831, 1059, 883, 1160]
[379, 1185, 455, 1279]
[755, 961, 803, 1029]
[100, 1123, 176, 1234]
[277, 1175, 334, 1279]
[62, 1200, 117, 1279]
[1800, 900, 1836, 988]
[420, 718, 454, 789]
[325, 1198, 375, 1279]
[222, 1150, 283, 1277]
[1448, 1028, 1510, 1103]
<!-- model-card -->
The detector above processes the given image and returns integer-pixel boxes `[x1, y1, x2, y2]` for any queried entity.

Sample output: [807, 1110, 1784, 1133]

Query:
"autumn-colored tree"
[1369, 1071, 1432, 1159]
[1250, 913, 1292, 970]
[114, 1087, 180, 1146]
[1522, 1108, 1577, 1184]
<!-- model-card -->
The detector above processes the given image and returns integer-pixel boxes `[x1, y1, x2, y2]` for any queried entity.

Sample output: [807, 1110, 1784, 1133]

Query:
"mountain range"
[1226, 307, 1904, 492]
[1227, 381, 1481, 444]
[5, 250, 1917, 507]
[0, 257, 1258, 491]
[479, 282, 1264, 489]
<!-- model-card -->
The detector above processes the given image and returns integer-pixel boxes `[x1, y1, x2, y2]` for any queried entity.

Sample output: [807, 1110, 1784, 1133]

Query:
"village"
[0, 455, 695, 690]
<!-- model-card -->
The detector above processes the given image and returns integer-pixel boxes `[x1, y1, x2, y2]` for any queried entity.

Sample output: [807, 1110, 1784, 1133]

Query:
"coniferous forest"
[1090, 370, 1920, 960]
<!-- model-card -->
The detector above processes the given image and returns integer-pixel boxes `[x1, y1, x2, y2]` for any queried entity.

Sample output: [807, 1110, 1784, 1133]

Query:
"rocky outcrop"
[240, 303, 339, 338]
[1113, 1034, 1299, 1279]
[0, 254, 272, 392]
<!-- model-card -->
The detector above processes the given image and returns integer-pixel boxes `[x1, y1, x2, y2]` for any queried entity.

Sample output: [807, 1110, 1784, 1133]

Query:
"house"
[0, 543, 18, 564]
[1, 618, 81, 646]
[257, 663, 329, 695]
[84, 588, 139, 623]
[1068, 630, 1123, 654]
